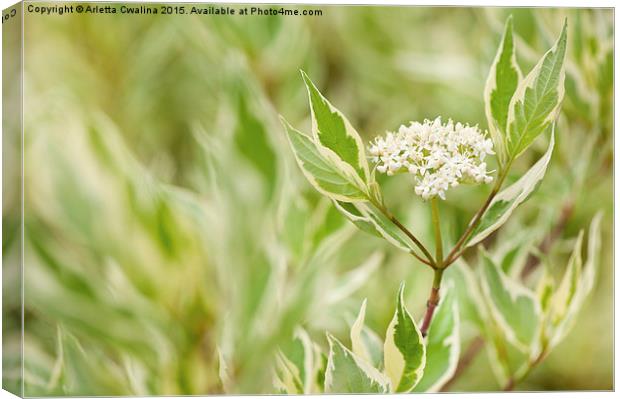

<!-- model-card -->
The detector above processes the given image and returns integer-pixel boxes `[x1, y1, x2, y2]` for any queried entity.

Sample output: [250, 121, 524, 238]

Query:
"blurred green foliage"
[2, 4, 612, 394]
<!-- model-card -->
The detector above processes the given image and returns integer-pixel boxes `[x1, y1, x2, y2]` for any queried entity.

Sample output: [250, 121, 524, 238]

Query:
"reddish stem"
[420, 268, 443, 337]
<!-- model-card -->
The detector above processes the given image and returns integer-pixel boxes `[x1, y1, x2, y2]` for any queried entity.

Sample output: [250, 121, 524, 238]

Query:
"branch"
[443, 185, 502, 267]
[442, 164, 512, 269]
[410, 250, 433, 267]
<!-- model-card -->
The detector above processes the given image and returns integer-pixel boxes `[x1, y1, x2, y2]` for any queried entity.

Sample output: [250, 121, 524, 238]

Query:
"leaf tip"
[397, 281, 406, 307]
[563, 18, 568, 33]
[279, 115, 293, 133]
[325, 331, 334, 344]
[559, 18, 568, 43]
[300, 69, 312, 85]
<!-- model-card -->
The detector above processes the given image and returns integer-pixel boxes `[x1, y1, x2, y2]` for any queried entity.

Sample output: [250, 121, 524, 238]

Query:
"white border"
[1, 0, 618, 7]
[0, 1, 616, 399]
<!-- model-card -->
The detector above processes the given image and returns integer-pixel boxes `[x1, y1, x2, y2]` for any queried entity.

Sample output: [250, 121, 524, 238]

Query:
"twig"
[373, 201, 436, 267]
[410, 250, 433, 267]
[442, 165, 511, 268]
[387, 212, 435, 266]
[443, 185, 500, 267]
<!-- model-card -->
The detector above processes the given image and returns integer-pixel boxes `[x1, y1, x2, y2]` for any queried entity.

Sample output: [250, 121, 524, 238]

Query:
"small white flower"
[368, 117, 494, 200]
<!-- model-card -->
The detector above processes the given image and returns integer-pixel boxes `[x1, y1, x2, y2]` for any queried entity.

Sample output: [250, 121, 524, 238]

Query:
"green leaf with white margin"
[333, 200, 419, 255]
[536, 266, 555, 315]
[549, 213, 602, 348]
[324, 333, 390, 393]
[445, 260, 488, 329]
[294, 328, 323, 393]
[301, 70, 370, 182]
[549, 231, 584, 325]
[496, 231, 535, 278]
[466, 127, 555, 248]
[332, 200, 383, 239]
[484, 15, 522, 167]
[350, 299, 384, 369]
[413, 281, 460, 392]
[479, 251, 542, 352]
[578, 213, 603, 300]
[484, 319, 512, 387]
[315, 345, 328, 392]
[274, 328, 320, 394]
[217, 348, 232, 393]
[384, 282, 426, 392]
[446, 265, 508, 385]
[281, 117, 368, 202]
[506, 20, 567, 159]
[273, 351, 304, 394]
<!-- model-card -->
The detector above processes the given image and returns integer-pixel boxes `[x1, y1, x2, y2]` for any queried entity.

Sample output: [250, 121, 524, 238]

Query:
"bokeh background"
[2, 3, 613, 395]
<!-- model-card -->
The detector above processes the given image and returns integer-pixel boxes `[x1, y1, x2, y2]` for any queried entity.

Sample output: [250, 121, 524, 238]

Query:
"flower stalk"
[420, 200, 445, 337]
[431, 198, 443, 267]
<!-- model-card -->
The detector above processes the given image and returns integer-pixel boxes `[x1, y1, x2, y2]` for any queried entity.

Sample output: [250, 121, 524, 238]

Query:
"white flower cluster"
[369, 117, 494, 200]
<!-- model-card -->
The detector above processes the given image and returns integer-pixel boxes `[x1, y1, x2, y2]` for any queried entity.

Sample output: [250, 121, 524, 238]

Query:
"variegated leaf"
[217, 348, 232, 393]
[274, 328, 324, 394]
[536, 267, 555, 314]
[383, 282, 426, 392]
[484, 15, 522, 167]
[466, 129, 555, 247]
[484, 321, 512, 387]
[281, 117, 368, 202]
[549, 213, 602, 348]
[413, 282, 460, 392]
[445, 260, 488, 328]
[301, 70, 370, 182]
[506, 21, 567, 159]
[315, 345, 328, 392]
[549, 231, 584, 325]
[273, 351, 304, 394]
[324, 333, 390, 393]
[579, 213, 603, 297]
[351, 299, 384, 369]
[479, 252, 542, 352]
[496, 231, 535, 278]
[333, 200, 418, 255]
[332, 200, 383, 239]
